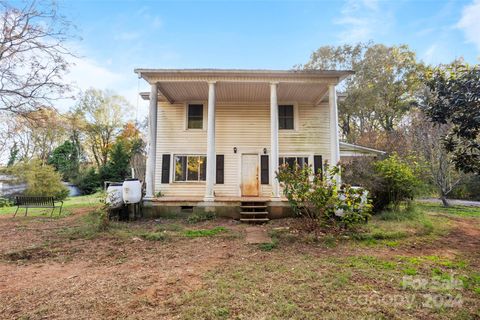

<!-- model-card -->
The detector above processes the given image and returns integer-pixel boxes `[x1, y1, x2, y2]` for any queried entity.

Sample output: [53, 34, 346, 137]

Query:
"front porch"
[143, 196, 292, 220]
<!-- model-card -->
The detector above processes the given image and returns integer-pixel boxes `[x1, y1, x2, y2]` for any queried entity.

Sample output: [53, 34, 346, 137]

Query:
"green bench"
[14, 196, 64, 217]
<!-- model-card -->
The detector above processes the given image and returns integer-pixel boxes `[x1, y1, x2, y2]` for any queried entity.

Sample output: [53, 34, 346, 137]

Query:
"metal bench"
[14, 196, 64, 217]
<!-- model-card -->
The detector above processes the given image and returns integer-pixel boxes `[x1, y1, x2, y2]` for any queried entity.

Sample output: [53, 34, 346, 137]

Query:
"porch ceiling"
[135, 69, 353, 105]
[154, 81, 330, 104]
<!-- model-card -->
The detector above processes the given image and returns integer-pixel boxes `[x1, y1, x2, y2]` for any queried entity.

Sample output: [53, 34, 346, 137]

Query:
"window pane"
[199, 157, 207, 181]
[297, 157, 309, 167]
[187, 156, 199, 181]
[279, 105, 294, 130]
[175, 156, 187, 181]
[188, 118, 203, 129]
[285, 157, 296, 168]
[188, 104, 203, 129]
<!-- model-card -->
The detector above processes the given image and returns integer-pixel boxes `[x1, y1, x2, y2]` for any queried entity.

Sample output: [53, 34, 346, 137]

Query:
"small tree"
[8, 161, 69, 200]
[48, 140, 80, 181]
[99, 142, 130, 182]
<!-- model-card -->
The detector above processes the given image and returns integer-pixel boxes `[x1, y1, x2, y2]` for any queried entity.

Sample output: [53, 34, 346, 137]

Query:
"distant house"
[135, 69, 353, 220]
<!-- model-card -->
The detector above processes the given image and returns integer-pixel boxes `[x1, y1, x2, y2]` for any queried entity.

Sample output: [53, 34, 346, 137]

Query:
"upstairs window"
[279, 105, 294, 130]
[174, 155, 206, 182]
[187, 104, 203, 129]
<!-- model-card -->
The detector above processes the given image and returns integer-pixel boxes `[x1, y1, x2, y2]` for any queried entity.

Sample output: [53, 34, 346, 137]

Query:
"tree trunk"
[440, 195, 450, 207]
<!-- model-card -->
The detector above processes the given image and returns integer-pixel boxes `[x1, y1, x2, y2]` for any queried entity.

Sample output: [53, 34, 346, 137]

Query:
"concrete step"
[240, 218, 270, 223]
[240, 211, 268, 215]
[240, 205, 267, 209]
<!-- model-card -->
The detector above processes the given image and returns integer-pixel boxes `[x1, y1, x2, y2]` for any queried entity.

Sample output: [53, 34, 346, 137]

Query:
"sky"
[52, 0, 480, 120]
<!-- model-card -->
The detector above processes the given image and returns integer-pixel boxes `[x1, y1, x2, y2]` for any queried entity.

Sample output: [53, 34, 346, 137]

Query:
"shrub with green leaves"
[374, 155, 421, 210]
[0, 197, 13, 207]
[277, 164, 371, 231]
[8, 160, 69, 200]
[74, 167, 101, 195]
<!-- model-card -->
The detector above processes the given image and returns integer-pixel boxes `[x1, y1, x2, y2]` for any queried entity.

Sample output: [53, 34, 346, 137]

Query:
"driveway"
[418, 198, 480, 207]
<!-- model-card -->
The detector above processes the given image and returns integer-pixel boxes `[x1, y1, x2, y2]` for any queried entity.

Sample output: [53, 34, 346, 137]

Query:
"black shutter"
[261, 155, 269, 184]
[216, 155, 224, 184]
[161, 154, 170, 183]
[313, 155, 323, 178]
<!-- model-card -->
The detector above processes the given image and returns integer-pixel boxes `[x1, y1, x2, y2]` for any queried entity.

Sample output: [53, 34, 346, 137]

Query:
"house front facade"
[135, 69, 352, 218]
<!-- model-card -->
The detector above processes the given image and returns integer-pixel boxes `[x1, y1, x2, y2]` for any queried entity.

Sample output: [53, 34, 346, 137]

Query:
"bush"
[342, 155, 422, 212]
[277, 164, 371, 231]
[8, 161, 69, 200]
[74, 167, 101, 195]
[374, 155, 422, 210]
[450, 174, 480, 201]
[0, 197, 13, 207]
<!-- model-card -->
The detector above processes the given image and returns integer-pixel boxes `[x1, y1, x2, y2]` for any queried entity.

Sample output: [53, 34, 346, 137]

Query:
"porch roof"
[135, 68, 353, 105]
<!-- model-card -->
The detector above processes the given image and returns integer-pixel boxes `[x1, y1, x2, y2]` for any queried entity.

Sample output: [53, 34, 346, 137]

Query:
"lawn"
[0, 196, 478, 319]
[0, 192, 102, 216]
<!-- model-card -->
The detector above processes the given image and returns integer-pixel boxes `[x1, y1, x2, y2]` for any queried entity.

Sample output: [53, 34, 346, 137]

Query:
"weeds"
[183, 226, 226, 238]
[186, 211, 216, 224]
[258, 239, 278, 251]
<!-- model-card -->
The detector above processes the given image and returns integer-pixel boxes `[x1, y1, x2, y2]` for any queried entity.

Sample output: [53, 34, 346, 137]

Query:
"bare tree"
[0, 0, 74, 115]
[412, 111, 462, 207]
[7, 107, 67, 163]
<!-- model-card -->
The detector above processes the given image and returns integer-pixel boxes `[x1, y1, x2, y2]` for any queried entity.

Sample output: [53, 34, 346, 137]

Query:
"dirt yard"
[0, 205, 479, 319]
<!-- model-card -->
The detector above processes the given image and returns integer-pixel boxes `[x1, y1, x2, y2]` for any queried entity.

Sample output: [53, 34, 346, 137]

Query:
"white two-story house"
[135, 69, 353, 221]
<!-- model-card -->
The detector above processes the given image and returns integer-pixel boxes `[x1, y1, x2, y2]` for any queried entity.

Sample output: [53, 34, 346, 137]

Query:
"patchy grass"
[183, 226, 227, 238]
[172, 252, 479, 319]
[416, 202, 480, 217]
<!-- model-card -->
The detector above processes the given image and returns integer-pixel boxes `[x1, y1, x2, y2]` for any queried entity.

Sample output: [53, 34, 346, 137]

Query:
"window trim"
[184, 102, 207, 131]
[278, 103, 299, 131]
[172, 154, 207, 183]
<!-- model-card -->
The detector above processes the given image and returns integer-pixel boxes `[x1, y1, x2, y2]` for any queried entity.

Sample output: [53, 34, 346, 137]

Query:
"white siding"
[154, 102, 332, 197]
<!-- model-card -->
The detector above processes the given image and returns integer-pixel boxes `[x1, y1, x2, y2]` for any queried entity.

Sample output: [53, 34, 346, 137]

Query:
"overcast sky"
[53, 0, 480, 120]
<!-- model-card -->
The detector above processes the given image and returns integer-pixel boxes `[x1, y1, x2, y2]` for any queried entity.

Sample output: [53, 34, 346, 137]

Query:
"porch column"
[270, 82, 280, 199]
[204, 81, 216, 201]
[329, 84, 340, 176]
[145, 82, 158, 199]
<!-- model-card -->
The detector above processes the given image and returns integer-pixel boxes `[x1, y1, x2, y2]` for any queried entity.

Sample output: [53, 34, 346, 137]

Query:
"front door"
[241, 154, 259, 196]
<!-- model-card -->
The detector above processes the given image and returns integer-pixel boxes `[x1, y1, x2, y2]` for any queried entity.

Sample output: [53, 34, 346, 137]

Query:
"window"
[279, 156, 309, 169]
[187, 104, 203, 129]
[174, 155, 206, 182]
[279, 105, 294, 130]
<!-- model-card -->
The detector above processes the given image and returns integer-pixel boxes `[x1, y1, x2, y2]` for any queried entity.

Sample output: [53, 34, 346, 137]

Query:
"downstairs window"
[174, 155, 207, 182]
[279, 156, 309, 169]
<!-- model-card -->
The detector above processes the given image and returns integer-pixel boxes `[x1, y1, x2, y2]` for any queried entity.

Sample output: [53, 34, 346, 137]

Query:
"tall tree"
[8, 107, 67, 163]
[75, 88, 131, 168]
[301, 43, 422, 142]
[0, 1, 74, 115]
[421, 64, 480, 175]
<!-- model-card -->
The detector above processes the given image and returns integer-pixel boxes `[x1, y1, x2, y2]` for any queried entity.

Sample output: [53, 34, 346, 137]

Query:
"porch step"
[239, 201, 269, 223]
[240, 212, 269, 216]
[240, 205, 267, 209]
[240, 218, 270, 223]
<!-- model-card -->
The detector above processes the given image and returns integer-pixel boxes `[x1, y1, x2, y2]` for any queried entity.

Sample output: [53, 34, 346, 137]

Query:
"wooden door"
[241, 154, 259, 196]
